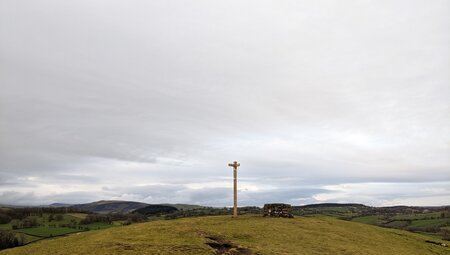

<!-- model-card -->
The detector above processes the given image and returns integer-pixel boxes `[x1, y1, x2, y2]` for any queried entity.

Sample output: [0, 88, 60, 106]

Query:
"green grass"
[20, 234, 42, 243]
[351, 215, 386, 225]
[42, 213, 81, 225]
[1, 215, 449, 255]
[0, 224, 11, 230]
[385, 220, 410, 228]
[0, 213, 114, 245]
[66, 213, 88, 219]
[392, 213, 442, 220]
[408, 218, 450, 229]
[79, 222, 114, 231]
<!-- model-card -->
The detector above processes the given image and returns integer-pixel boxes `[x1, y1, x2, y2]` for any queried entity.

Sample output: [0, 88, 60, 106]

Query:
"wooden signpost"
[228, 161, 240, 217]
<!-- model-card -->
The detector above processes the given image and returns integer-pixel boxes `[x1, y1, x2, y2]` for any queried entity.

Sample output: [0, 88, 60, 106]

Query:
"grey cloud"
[0, 0, 449, 206]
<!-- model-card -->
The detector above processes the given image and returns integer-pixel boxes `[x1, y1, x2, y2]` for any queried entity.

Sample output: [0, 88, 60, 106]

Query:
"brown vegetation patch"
[115, 242, 134, 250]
[205, 236, 252, 255]
[113, 242, 207, 253]
[425, 240, 448, 247]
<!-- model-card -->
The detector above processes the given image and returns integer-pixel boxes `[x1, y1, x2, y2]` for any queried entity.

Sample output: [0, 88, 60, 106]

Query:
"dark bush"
[0, 214, 11, 224]
[0, 230, 23, 250]
[133, 205, 178, 216]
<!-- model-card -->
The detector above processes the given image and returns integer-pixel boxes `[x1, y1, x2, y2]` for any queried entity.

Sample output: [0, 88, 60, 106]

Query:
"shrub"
[0, 230, 23, 250]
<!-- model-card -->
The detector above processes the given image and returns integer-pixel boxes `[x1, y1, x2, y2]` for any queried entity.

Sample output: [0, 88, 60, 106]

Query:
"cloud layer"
[1, 0, 449, 206]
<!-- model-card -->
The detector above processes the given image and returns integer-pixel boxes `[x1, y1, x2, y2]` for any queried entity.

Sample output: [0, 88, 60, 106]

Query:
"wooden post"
[233, 166, 237, 217]
[228, 161, 240, 217]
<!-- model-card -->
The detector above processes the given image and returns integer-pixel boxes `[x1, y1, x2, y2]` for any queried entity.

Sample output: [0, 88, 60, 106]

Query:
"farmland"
[293, 204, 450, 240]
[0, 206, 143, 251]
[0, 211, 114, 246]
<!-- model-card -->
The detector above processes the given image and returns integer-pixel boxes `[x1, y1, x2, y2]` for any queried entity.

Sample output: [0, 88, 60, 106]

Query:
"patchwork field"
[0, 212, 113, 245]
[294, 204, 450, 240]
[1, 215, 449, 255]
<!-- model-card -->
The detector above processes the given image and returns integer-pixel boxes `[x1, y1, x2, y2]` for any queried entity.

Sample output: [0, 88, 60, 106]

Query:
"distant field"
[0, 212, 115, 246]
[409, 218, 450, 229]
[21, 234, 41, 243]
[385, 220, 410, 228]
[351, 215, 386, 224]
[350, 214, 450, 238]
[295, 204, 450, 240]
[66, 213, 87, 219]
[1, 216, 449, 255]
[0, 224, 11, 230]
[392, 212, 442, 220]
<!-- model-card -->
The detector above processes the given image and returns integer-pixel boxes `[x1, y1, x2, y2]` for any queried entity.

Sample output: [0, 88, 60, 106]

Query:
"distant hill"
[161, 203, 204, 210]
[47, 203, 73, 207]
[295, 203, 368, 208]
[71, 200, 149, 214]
[133, 204, 178, 216]
[69, 200, 203, 214]
[0, 204, 28, 208]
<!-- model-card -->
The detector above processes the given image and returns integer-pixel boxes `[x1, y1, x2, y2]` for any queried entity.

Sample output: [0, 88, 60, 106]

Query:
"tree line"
[80, 213, 146, 225]
[0, 207, 85, 224]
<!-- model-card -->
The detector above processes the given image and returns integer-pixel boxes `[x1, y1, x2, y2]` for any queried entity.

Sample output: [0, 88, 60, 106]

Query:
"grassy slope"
[1, 216, 449, 255]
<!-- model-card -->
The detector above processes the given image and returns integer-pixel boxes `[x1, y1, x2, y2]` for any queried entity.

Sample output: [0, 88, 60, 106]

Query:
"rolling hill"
[133, 204, 178, 216]
[1, 215, 448, 255]
[69, 200, 203, 214]
[71, 200, 149, 214]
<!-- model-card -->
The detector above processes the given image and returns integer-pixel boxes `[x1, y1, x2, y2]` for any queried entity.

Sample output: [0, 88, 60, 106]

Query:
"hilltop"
[2, 201, 448, 243]
[1, 215, 448, 255]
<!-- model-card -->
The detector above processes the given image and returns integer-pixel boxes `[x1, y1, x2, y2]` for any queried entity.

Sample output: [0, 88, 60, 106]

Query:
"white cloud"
[312, 182, 450, 206]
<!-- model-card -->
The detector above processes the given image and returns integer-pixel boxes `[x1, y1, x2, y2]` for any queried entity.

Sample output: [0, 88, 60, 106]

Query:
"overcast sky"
[0, 0, 449, 207]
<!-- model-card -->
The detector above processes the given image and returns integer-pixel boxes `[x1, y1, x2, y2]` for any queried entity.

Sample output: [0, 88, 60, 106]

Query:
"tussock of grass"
[1, 215, 449, 255]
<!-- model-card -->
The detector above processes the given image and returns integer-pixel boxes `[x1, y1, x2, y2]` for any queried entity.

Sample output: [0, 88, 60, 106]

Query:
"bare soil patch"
[205, 235, 252, 255]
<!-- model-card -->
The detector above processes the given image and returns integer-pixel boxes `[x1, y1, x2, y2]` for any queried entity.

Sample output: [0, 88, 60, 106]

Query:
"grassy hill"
[1, 215, 448, 255]
[161, 203, 204, 211]
[71, 200, 149, 214]
[69, 200, 203, 214]
[133, 205, 178, 216]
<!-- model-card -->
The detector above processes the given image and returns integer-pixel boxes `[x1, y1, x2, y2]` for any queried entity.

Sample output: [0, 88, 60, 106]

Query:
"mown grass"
[1, 215, 449, 255]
